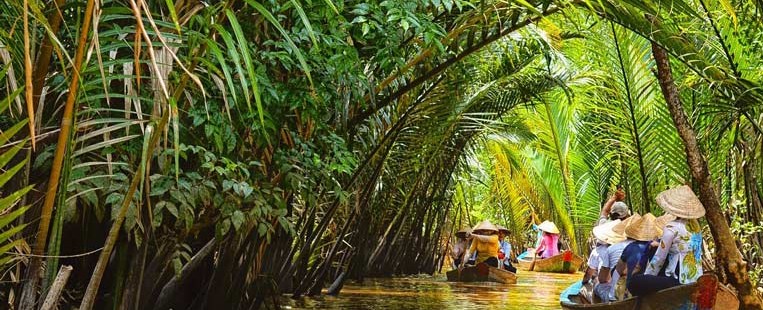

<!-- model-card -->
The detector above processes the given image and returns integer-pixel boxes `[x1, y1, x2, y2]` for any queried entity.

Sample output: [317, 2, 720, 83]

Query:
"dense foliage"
[2, 0, 763, 309]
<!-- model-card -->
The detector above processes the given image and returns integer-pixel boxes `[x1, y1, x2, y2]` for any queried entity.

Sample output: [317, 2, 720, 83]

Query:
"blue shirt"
[500, 240, 512, 264]
[619, 241, 650, 287]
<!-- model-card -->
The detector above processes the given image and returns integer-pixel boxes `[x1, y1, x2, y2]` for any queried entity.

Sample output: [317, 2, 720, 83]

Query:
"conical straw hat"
[625, 213, 661, 241]
[472, 220, 498, 233]
[456, 227, 471, 238]
[537, 220, 560, 234]
[655, 213, 676, 230]
[496, 225, 510, 234]
[655, 185, 705, 219]
[593, 219, 625, 245]
[613, 213, 641, 235]
[654, 214, 676, 236]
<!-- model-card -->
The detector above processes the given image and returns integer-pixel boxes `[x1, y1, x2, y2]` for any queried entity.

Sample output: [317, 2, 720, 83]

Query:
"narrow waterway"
[284, 271, 581, 309]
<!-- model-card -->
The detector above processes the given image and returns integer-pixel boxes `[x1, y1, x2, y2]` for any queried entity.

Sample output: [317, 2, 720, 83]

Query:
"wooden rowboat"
[517, 249, 534, 270]
[519, 250, 584, 273]
[559, 274, 739, 310]
[446, 262, 517, 284]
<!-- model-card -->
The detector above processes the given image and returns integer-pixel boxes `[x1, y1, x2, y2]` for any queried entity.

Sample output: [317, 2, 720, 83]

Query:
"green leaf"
[0, 84, 22, 115]
[0, 205, 30, 229]
[244, 0, 313, 88]
[718, 0, 737, 28]
[165, 0, 182, 33]
[212, 24, 252, 114]
[258, 222, 268, 236]
[288, 0, 319, 50]
[173, 257, 183, 277]
[231, 210, 245, 231]
[225, 10, 261, 120]
[0, 119, 28, 146]
[0, 185, 33, 212]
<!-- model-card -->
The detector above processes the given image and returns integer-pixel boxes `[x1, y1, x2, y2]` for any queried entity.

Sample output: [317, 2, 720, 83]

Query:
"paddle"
[456, 236, 472, 280]
[529, 252, 537, 271]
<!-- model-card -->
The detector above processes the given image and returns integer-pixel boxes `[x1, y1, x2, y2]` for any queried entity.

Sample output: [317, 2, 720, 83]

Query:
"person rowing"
[451, 227, 471, 268]
[463, 220, 501, 268]
[534, 221, 561, 259]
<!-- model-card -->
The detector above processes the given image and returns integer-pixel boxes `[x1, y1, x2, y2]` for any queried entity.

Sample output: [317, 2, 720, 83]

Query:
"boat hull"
[560, 274, 739, 310]
[519, 250, 584, 273]
[446, 263, 517, 284]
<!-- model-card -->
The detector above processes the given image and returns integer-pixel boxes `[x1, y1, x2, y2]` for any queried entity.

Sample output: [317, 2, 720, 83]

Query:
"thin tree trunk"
[32, 0, 67, 111]
[39, 265, 72, 310]
[651, 40, 763, 310]
[19, 0, 97, 308]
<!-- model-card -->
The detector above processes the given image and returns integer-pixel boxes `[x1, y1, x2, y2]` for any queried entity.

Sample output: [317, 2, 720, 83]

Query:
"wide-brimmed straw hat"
[655, 214, 676, 230]
[537, 220, 560, 235]
[455, 227, 471, 238]
[625, 213, 661, 241]
[613, 213, 641, 235]
[655, 185, 706, 219]
[472, 220, 498, 233]
[593, 219, 625, 245]
[497, 225, 510, 234]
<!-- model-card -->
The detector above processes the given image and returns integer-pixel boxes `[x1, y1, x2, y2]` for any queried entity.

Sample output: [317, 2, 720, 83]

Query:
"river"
[283, 271, 580, 309]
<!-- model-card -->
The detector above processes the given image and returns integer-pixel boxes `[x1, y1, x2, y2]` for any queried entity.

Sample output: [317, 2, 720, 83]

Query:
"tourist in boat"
[628, 185, 706, 297]
[534, 221, 560, 259]
[582, 219, 622, 285]
[464, 220, 501, 267]
[610, 213, 667, 300]
[497, 225, 517, 273]
[451, 227, 471, 267]
[591, 219, 628, 302]
[614, 214, 675, 284]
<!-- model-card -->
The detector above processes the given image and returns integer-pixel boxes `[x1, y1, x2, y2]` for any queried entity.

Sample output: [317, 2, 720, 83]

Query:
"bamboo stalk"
[39, 265, 73, 310]
[32, 0, 68, 113]
[19, 0, 97, 308]
[22, 0, 36, 149]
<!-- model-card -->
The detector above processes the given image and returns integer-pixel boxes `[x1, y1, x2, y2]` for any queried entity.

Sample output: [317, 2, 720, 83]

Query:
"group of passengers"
[582, 185, 706, 302]
[450, 220, 517, 273]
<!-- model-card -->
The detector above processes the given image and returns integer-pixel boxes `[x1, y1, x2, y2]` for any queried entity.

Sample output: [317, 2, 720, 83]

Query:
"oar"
[457, 241, 471, 280]
[529, 253, 537, 271]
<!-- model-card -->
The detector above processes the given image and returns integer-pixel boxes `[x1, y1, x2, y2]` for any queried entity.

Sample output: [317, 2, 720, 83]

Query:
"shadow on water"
[283, 271, 581, 309]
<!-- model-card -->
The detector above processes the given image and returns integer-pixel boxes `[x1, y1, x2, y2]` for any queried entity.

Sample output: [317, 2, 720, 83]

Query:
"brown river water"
[283, 271, 581, 309]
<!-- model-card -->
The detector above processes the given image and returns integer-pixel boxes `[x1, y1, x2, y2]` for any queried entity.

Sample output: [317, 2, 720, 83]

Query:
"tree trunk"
[39, 265, 72, 310]
[651, 41, 763, 310]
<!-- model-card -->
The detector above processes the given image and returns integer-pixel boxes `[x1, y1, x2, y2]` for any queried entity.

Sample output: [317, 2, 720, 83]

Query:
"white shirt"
[598, 240, 633, 301]
[451, 239, 468, 259]
[602, 240, 634, 269]
[587, 244, 609, 270]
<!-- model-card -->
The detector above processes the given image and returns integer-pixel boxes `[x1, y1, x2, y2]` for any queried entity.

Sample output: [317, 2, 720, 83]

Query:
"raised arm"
[599, 189, 625, 219]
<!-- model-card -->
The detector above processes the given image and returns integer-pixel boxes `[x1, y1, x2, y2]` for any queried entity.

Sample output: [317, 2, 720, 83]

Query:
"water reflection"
[284, 271, 580, 309]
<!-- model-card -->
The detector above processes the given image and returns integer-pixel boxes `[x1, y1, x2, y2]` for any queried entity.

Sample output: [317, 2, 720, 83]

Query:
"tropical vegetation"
[2, 0, 763, 309]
